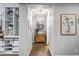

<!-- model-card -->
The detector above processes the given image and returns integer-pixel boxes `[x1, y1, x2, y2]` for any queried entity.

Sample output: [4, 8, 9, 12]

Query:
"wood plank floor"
[29, 43, 52, 56]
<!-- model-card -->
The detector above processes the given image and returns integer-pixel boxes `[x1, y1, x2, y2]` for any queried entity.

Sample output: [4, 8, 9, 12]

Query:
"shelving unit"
[5, 7, 19, 36]
[0, 7, 19, 56]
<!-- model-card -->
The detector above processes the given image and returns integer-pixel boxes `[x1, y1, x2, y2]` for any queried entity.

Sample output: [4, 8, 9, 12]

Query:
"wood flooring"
[29, 43, 52, 56]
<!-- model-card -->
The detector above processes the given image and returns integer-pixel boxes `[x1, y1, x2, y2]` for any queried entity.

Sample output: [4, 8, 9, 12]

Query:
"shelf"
[4, 46, 13, 48]
[4, 36, 19, 38]
[5, 20, 13, 22]
[5, 20, 19, 22]
[0, 46, 19, 47]
[5, 7, 19, 36]
[0, 7, 19, 54]
[4, 51, 19, 54]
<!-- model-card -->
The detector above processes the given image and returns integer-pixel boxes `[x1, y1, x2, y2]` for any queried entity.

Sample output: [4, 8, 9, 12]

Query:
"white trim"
[4, 36, 19, 39]
[48, 45, 54, 56]
[27, 46, 32, 56]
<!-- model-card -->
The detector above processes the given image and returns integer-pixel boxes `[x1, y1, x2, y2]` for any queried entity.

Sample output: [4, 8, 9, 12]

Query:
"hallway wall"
[48, 5, 54, 56]
[19, 4, 32, 56]
[54, 4, 79, 55]
[19, 3, 79, 56]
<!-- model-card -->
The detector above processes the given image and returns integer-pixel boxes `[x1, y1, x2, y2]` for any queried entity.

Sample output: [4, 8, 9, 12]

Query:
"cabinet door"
[13, 41, 19, 46]
[5, 8, 13, 36]
[14, 8, 19, 36]
[5, 7, 19, 36]
[0, 47, 4, 52]
[12, 47, 19, 53]
[0, 41, 2, 46]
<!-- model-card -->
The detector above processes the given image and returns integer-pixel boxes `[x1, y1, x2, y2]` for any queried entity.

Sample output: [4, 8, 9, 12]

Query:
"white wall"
[19, 4, 32, 56]
[48, 5, 54, 56]
[54, 4, 79, 55]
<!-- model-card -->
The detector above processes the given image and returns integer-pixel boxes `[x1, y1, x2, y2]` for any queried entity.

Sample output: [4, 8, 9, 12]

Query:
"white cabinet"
[5, 7, 19, 36]
[13, 41, 19, 46]
[0, 47, 4, 52]
[0, 41, 2, 46]
[0, 7, 19, 55]
[12, 47, 19, 52]
[4, 7, 19, 54]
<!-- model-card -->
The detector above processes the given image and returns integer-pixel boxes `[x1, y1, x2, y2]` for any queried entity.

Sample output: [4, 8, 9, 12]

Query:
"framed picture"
[60, 14, 77, 35]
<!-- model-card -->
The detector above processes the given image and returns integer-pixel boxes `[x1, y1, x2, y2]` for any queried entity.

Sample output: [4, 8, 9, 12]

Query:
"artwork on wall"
[60, 14, 77, 35]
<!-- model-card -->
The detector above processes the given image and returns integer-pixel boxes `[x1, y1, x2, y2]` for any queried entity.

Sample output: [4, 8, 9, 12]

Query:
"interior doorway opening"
[28, 4, 52, 56]
[28, 5, 51, 44]
[32, 9, 47, 43]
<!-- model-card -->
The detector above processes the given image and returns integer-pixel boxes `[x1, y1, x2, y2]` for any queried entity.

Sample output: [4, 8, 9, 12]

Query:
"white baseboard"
[48, 46, 54, 56]
[27, 46, 32, 56]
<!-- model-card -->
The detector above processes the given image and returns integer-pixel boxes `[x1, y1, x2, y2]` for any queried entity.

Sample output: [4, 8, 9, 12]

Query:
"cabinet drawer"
[13, 41, 19, 46]
[0, 41, 3, 46]
[0, 47, 4, 52]
[35, 34, 46, 42]
[12, 47, 19, 52]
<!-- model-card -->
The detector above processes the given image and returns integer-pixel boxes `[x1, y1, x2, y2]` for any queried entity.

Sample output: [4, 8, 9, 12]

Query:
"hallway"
[29, 43, 51, 56]
[19, 3, 79, 56]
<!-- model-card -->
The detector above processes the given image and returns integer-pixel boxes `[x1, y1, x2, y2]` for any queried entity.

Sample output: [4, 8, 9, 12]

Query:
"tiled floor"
[29, 43, 52, 56]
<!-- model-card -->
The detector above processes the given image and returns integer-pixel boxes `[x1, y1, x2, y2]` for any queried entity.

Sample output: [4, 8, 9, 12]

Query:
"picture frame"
[60, 14, 77, 35]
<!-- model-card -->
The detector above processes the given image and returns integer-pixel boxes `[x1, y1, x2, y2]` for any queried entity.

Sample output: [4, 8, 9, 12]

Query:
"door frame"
[27, 5, 51, 44]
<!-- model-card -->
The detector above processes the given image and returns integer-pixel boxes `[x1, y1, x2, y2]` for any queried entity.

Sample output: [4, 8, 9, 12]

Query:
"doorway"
[27, 4, 51, 44]
[28, 4, 52, 56]
[28, 7, 50, 44]
[32, 9, 47, 43]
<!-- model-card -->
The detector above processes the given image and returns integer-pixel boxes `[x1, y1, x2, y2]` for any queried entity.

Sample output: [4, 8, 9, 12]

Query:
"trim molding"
[27, 46, 32, 56]
[48, 46, 54, 56]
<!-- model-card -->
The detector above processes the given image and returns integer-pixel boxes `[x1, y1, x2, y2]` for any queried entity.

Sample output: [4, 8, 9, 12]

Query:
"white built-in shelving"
[0, 7, 19, 56]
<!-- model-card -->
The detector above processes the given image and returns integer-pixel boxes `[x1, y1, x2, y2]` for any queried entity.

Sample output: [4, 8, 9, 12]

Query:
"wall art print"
[61, 14, 77, 35]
